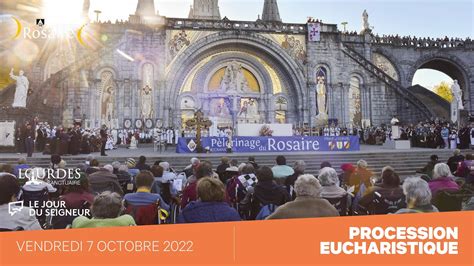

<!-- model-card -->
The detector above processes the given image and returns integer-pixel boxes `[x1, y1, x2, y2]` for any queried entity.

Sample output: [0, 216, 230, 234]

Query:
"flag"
[308, 23, 321, 42]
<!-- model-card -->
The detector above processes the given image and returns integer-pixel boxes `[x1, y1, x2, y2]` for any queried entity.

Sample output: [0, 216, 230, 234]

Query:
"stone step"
[1, 149, 460, 177]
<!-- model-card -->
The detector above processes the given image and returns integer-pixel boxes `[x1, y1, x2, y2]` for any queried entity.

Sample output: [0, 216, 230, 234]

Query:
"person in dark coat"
[100, 126, 108, 156]
[241, 166, 289, 220]
[69, 126, 81, 156]
[178, 177, 240, 223]
[87, 165, 123, 195]
[15, 126, 25, 154]
[24, 124, 35, 158]
[135, 156, 151, 171]
[447, 149, 465, 173]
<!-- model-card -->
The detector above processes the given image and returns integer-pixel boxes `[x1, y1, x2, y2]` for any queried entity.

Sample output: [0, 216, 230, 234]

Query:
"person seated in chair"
[124, 171, 169, 211]
[14, 157, 30, 177]
[240, 166, 290, 220]
[358, 167, 405, 214]
[318, 167, 347, 198]
[0, 173, 42, 231]
[267, 174, 339, 220]
[271, 156, 294, 184]
[61, 173, 94, 209]
[395, 177, 438, 214]
[72, 192, 136, 228]
[178, 177, 240, 223]
[429, 163, 460, 196]
[87, 165, 123, 195]
[22, 167, 57, 193]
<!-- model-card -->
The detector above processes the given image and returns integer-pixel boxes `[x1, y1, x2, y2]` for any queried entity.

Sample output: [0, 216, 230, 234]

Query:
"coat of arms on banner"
[187, 139, 197, 152]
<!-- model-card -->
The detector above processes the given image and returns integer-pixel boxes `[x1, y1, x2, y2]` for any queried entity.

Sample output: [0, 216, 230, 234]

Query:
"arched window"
[349, 76, 362, 127]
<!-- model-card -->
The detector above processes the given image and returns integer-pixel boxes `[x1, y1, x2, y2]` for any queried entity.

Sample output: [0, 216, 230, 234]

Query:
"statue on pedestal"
[451, 80, 464, 110]
[361, 9, 371, 33]
[141, 85, 154, 119]
[9, 68, 30, 108]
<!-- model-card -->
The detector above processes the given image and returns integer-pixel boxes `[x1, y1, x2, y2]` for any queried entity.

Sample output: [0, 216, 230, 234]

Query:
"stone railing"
[166, 18, 339, 34]
[341, 44, 434, 119]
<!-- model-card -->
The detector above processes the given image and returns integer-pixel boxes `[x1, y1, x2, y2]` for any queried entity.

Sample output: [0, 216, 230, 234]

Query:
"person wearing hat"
[340, 163, 355, 188]
[126, 158, 140, 177]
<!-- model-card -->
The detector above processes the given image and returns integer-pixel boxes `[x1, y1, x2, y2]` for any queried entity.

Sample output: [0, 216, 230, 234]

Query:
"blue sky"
[54, 0, 474, 89]
[87, 0, 473, 38]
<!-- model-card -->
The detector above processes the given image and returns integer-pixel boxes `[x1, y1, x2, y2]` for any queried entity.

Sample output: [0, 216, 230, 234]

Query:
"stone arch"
[310, 63, 332, 84]
[195, 54, 270, 95]
[408, 54, 472, 109]
[165, 31, 307, 122]
[371, 47, 404, 82]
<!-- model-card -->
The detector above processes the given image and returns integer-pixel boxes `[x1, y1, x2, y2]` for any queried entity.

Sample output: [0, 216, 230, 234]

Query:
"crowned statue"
[9, 68, 30, 108]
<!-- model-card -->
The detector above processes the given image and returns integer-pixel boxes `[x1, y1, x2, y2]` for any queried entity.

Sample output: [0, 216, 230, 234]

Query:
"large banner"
[177, 136, 360, 153]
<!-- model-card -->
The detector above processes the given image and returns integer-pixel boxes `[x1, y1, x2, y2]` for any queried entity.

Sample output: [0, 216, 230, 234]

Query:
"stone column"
[341, 83, 349, 126]
[308, 81, 317, 126]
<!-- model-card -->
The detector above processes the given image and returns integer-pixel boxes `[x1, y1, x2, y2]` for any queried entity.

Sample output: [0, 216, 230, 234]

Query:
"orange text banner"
[0, 212, 473, 266]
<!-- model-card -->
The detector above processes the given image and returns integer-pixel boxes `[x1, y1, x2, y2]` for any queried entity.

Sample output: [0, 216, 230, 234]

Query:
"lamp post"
[94, 10, 102, 22]
[341, 22, 348, 33]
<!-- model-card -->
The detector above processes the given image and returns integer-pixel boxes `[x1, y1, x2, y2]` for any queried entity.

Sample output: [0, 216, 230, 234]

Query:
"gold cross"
[186, 110, 213, 153]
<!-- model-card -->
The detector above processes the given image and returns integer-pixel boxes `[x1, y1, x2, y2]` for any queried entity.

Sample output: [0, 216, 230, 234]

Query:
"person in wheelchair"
[178, 177, 240, 224]
[395, 177, 439, 214]
[429, 163, 460, 196]
[318, 167, 347, 199]
[358, 167, 405, 214]
[52, 173, 94, 229]
[0, 173, 42, 231]
[22, 167, 57, 194]
[124, 171, 169, 212]
[72, 192, 136, 228]
[267, 174, 339, 220]
[88, 165, 123, 195]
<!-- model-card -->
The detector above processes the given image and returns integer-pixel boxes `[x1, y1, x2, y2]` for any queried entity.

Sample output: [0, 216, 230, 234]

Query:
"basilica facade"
[2, 0, 473, 130]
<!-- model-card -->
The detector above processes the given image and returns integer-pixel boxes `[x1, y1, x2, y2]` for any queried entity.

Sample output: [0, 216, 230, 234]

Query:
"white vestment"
[10, 73, 29, 108]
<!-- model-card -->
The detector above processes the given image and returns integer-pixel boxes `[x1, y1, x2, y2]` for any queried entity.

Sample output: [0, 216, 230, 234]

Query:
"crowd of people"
[14, 118, 183, 157]
[372, 34, 472, 48]
[1, 151, 473, 231]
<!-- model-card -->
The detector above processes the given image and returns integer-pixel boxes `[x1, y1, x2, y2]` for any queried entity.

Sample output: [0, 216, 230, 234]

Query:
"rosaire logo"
[8, 16, 86, 42]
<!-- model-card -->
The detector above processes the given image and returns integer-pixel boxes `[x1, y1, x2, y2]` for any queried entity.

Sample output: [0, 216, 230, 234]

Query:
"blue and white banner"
[176, 136, 360, 153]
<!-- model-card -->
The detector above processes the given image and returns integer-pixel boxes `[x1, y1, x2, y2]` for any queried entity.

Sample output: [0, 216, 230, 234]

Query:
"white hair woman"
[72, 191, 136, 228]
[267, 174, 339, 219]
[429, 163, 460, 196]
[318, 167, 347, 198]
[395, 177, 439, 214]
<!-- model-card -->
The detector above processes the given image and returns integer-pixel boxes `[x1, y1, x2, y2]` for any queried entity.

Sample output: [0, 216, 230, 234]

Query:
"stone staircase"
[409, 85, 450, 120]
[0, 149, 459, 178]
[341, 44, 434, 121]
